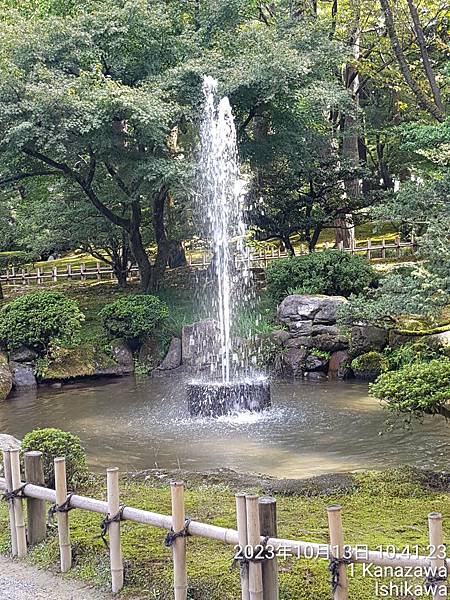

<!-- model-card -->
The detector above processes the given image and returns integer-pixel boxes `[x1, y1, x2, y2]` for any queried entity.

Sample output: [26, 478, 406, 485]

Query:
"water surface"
[1, 376, 448, 478]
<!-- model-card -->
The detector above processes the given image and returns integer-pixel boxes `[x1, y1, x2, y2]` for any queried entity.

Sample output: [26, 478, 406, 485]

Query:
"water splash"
[198, 76, 251, 382]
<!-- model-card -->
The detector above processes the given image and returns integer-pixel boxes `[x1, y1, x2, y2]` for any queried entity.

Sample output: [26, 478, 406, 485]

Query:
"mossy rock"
[0, 353, 12, 401]
[351, 351, 389, 381]
[37, 344, 118, 381]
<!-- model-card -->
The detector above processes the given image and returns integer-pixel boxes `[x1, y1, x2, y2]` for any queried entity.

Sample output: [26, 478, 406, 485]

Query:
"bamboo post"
[236, 493, 250, 600]
[54, 457, 72, 572]
[170, 482, 188, 600]
[428, 513, 447, 600]
[80, 263, 86, 280]
[11, 266, 16, 284]
[327, 505, 348, 600]
[367, 239, 372, 260]
[67, 263, 72, 279]
[10, 449, 27, 557]
[96, 261, 101, 280]
[107, 468, 124, 593]
[395, 234, 401, 258]
[381, 238, 386, 259]
[37, 266, 42, 284]
[246, 495, 263, 600]
[52, 265, 57, 282]
[24, 451, 46, 545]
[259, 497, 278, 600]
[2, 450, 18, 556]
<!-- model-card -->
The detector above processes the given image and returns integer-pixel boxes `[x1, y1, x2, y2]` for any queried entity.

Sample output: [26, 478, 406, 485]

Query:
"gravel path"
[0, 555, 112, 600]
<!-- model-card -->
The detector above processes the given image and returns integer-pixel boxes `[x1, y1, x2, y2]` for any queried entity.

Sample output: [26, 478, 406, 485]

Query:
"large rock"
[270, 330, 291, 346]
[304, 354, 328, 372]
[281, 347, 308, 377]
[182, 319, 220, 367]
[10, 361, 37, 388]
[351, 325, 388, 356]
[157, 337, 182, 371]
[110, 340, 134, 374]
[328, 351, 350, 379]
[312, 333, 348, 352]
[0, 353, 12, 401]
[284, 336, 313, 349]
[9, 345, 38, 363]
[278, 294, 347, 325]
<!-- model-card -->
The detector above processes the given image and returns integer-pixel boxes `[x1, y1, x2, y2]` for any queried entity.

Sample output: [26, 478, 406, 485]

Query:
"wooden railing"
[1, 449, 447, 600]
[0, 236, 417, 286]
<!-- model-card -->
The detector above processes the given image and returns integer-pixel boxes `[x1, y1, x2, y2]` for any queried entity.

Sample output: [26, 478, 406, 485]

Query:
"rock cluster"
[271, 294, 389, 379]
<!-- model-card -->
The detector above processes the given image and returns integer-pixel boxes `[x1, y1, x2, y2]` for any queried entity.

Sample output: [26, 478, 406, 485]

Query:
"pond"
[1, 376, 448, 478]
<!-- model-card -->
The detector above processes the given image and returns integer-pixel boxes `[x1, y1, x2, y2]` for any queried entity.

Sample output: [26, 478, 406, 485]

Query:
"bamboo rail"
[0, 237, 417, 286]
[0, 462, 448, 599]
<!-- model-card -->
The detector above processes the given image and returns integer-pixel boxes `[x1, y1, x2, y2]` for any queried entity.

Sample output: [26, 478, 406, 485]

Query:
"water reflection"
[0, 376, 448, 478]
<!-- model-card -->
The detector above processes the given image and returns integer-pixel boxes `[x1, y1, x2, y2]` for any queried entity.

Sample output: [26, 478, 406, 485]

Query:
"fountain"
[186, 76, 271, 417]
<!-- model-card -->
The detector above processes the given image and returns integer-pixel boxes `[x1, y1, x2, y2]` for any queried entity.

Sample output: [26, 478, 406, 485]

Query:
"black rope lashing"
[2, 484, 28, 503]
[231, 536, 272, 570]
[47, 492, 75, 522]
[164, 518, 191, 548]
[329, 555, 352, 593]
[424, 573, 448, 592]
[100, 505, 126, 547]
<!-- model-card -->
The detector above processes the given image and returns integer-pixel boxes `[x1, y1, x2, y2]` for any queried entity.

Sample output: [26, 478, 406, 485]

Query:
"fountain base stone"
[187, 380, 271, 417]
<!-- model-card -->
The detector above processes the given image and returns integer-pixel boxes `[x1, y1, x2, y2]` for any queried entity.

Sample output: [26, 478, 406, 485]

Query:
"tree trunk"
[168, 240, 187, 268]
[334, 215, 355, 248]
[129, 225, 153, 291]
[148, 186, 170, 291]
[282, 235, 296, 256]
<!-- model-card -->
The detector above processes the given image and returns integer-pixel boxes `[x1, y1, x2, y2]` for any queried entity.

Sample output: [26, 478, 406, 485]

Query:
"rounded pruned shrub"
[266, 250, 378, 302]
[22, 428, 87, 489]
[100, 294, 169, 345]
[0, 291, 84, 353]
[369, 359, 450, 417]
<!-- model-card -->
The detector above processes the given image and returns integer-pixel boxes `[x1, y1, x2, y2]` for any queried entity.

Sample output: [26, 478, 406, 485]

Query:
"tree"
[0, 1, 191, 292]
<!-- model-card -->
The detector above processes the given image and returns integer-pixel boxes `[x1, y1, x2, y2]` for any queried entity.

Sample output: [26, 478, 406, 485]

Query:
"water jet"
[186, 76, 271, 417]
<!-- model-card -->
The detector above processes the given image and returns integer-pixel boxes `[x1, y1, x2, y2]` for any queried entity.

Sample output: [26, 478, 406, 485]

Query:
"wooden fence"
[0, 236, 417, 287]
[1, 449, 448, 599]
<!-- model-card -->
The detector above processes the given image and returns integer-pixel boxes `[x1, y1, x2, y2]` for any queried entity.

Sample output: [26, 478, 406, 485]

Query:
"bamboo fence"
[0, 236, 416, 287]
[1, 449, 447, 599]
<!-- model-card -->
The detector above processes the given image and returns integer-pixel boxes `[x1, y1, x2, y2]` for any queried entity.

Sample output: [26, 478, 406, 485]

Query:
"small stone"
[304, 371, 327, 380]
[110, 340, 134, 373]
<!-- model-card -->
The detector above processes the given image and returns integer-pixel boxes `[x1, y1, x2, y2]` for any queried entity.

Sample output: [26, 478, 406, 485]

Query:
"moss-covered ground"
[0, 468, 448, 599]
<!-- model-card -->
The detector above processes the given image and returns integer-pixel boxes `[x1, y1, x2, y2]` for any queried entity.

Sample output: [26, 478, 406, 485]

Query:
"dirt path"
[0, 555, 112, 600]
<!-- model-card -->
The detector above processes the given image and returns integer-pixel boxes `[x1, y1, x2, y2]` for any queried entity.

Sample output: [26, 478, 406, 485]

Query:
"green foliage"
[266, 250, 377, 302]
[0, 291, 84, 353]
[21, 428, 87, 489]
[384, 339, 449, 371]
[370, 359, 450, 417]
[351, 351, 389, 377]
[310, 348, 331, 360]
[100, 294, 169, 344]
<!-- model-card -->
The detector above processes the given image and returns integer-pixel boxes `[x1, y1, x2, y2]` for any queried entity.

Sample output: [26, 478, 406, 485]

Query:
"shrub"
[100, 294, 169, 345]
[351, 351, 389, 380]
[266, 250, 377, 302]
[370, 359, 450, 417]
[21, 428, 87, 488]
[0, 291, 84, 353]
[384, 339, 449, 371]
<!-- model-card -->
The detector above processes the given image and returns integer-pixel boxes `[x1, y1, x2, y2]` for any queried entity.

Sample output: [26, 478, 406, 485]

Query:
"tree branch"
[378, 0, 445, 122]
[0, 170, 59, 187]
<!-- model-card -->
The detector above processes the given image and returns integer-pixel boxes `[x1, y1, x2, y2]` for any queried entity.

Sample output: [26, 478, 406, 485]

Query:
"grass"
[0, 468, 448, 599]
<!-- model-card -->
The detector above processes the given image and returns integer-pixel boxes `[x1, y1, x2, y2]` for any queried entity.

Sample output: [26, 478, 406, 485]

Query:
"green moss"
[351, 352, 389, 376]
[36, 344, 116, 380]
[0, 469, 448, 599]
